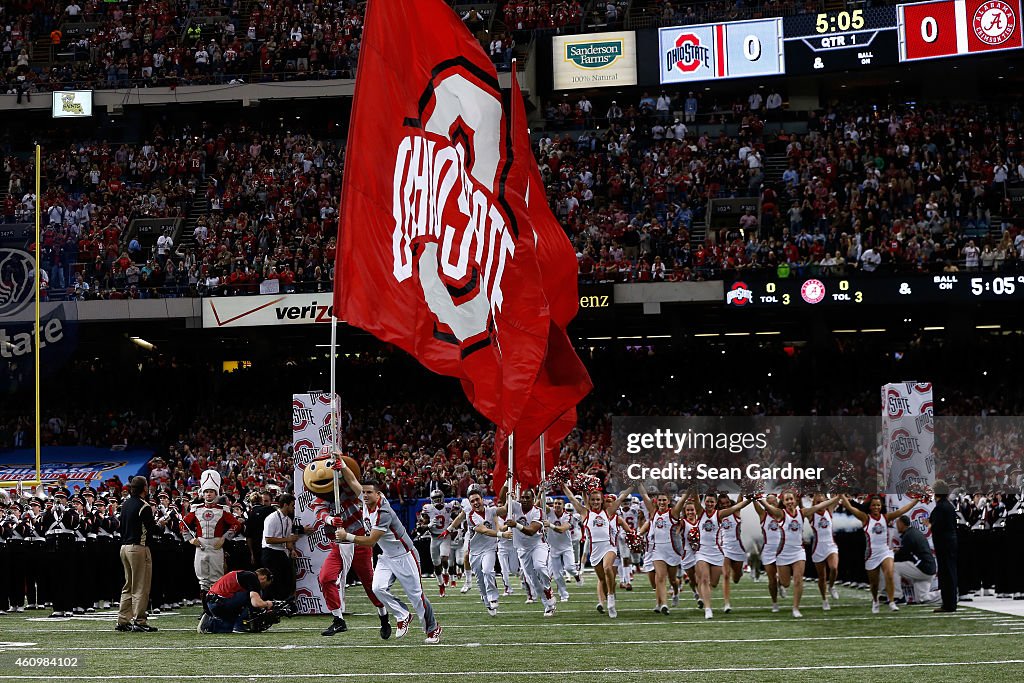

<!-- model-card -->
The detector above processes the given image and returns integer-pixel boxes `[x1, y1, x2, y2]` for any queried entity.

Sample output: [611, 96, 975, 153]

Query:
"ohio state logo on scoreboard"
[726, 281, 753, 306]
[974, 0, 1017, 45]
[665, 33, 711, 72]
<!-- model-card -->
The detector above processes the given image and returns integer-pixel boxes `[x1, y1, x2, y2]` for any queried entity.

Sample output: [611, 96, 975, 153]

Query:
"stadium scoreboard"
[654, 0, 1021, 84]
[725, 273, 1024, 307]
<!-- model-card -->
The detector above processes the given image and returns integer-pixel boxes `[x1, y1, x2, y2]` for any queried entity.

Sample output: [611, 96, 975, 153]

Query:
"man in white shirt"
[766, 91, 783, 117]
[861, 246, 881, 272]
[748, 91, 763, 111]
[261, 494, 298, 600]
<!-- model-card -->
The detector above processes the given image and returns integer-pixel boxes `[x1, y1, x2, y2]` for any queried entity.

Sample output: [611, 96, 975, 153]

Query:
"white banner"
[291, 392, 338, 614]
[882, 382, 936, 551]
[203, 293, 339, 328]
[52, 90, 93, 118]
[552, 31, 637, 90]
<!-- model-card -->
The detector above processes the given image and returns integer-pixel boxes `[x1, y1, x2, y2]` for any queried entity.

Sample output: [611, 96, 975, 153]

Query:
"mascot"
[302, 447, 390, 638]
[181, 469, 242, 599]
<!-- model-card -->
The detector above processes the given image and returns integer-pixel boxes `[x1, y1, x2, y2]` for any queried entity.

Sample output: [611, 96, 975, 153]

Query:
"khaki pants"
[118, 544, 152, 625]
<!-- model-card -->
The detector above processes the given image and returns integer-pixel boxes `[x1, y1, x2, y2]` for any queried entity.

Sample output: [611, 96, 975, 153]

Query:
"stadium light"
[976, 325, 1001, 329]
[129, 336, 156, 351]
[860, 329, 886, 333]
[923, 326, 945, 331]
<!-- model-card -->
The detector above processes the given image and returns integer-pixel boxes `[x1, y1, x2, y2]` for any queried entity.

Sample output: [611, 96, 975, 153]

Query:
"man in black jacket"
[929, 480, 958, 612]
[892, 515, 937, 604]
[116, 476, 166, 632]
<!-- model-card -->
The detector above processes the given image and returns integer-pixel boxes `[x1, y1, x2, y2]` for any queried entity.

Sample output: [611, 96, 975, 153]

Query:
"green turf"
[1, 574, 1022, 682]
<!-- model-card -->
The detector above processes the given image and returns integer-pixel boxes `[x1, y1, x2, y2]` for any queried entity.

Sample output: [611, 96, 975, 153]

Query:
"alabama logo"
[974, 1, 1016, 45]
[800, 278, 826, 304]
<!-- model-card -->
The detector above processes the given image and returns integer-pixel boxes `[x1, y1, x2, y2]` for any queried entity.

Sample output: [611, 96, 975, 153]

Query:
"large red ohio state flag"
[492, 76, 593, 488]
[335, 0, 555, 441]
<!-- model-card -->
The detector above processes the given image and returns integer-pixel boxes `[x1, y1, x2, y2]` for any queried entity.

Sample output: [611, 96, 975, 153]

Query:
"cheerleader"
[562, 484, 633, 618]
[717, 492, 747, 614]
[636, 487, 686, 614]
[809, 492, 842, 610]
[694, 492, 752, 619]
[841, 494, 918, 613]
[761, 492, 842, 617]
[753, 494, 783, 612]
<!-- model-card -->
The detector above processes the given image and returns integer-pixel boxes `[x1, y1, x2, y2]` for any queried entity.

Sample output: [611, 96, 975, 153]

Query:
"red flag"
[335, 0, 551, 437]
[492, 74, 593, 489]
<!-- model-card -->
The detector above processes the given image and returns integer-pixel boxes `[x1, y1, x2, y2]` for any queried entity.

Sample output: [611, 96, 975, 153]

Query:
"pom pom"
[687, 525, 700, 551]
[570, 473, 601, 495]
[625, 530, 647, 554]
[739, 477, 765, 499]
[828, 461, 857, 496]
[906, 482, 933, 504]
[547, 465, 572, 488]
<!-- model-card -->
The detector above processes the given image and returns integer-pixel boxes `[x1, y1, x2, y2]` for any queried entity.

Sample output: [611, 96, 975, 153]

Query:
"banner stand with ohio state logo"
[881, 381, 937, 601]
[291, 392, 338, 614]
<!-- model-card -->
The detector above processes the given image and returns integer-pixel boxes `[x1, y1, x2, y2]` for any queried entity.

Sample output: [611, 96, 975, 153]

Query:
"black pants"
[935, 543, 958, 611]
[7, 541, 26, 609]
[260, 548, 294, 601]
[0, 545, 8, 611]
[46, 536, 76, 612]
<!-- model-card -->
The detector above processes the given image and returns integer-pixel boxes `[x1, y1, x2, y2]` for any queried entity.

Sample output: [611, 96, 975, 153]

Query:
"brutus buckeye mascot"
[181, 470, 242, 599]
[302, 447, 388, 637]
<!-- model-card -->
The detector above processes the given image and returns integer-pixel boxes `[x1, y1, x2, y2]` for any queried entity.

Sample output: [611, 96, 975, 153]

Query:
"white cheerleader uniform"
[719, 513, 747, 563]
[775, 509, 806, 566]
[694, 511, 724, 566]
[679, 518, 698, 571]
[584, 509, 617, 566]
[761, 514, 782, 566]
[811, 509, 839, 563]
[647, 510, 681, 567]
[863, 513, 894, 571]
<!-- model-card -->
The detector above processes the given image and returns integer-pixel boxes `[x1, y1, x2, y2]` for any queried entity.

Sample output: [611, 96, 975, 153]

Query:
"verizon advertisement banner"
[203, 293, 338, 328]
[291, 392, 338, 614]
[882, 381, 935, 550]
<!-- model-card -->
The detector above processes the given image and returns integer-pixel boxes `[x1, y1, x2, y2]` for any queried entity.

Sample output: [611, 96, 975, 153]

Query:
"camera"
[291, 522, 305, 535]
[241, 598, 299, 633]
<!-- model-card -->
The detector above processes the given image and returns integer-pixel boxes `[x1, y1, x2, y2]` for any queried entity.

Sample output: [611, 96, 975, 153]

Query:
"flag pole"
[330, 316, 342, 518]
[34, 144, 41, 487]
[539, 432, 546, 498]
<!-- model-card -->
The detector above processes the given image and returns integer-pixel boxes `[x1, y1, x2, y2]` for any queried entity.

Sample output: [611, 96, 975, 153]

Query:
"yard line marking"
[5, 631, 1021, 652]
[1, 660, 1023, 679]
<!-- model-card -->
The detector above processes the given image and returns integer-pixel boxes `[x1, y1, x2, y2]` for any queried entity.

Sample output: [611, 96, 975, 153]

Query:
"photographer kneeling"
[198, 568, 274, 633]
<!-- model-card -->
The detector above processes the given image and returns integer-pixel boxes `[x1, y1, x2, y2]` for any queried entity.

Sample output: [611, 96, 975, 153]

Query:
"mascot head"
[302, 447, 360, 500]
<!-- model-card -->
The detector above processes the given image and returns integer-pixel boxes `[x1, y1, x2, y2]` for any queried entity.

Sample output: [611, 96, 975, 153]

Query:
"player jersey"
[619, 506, 642, 532]
[508, 500, 544, 550]
[496, 514, 514, 550]
[364, 497, 415, 558]
[420, 501, 455, 537]
[812, 509, 836, 553]
[467, 506, 498, 556]
[545, 510, 574, 552]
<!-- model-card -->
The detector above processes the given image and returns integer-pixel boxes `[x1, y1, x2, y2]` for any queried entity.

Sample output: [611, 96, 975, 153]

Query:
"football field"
[1, 576, 1022, 682]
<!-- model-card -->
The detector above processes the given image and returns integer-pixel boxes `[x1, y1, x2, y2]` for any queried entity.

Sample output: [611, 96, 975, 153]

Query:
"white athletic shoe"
[671, 592, 679, 607]
[660, 605, 670, 615]
[830, 586, 840, 600]
[779, 585, 787, 599]
[395, 617, 410, 639]
[889, 602, 899, 612]
[822, 600, 831, 611]
[596, 603, 605, 614]
[525, 597, 535, 604]
[503, 588, 514, 596]
[559, 594, 569, 602]
[771, 603, 779, 613]
[871, 601, 880, 614]
[487, 606, 497, 617]
[792, 608, 803, 618]
[723, 603, 732, 614]
[608, 604, 617, 619]
[543, 606, 556, 617]
[460, 584, 471, 594]
[424, 625, 442, 645]
[704, 608, 713, 620]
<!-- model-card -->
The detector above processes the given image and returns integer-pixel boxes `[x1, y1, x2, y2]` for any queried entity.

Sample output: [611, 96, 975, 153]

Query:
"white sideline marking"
[6, 631, 1021, 652]
[1, 660, 1023, 679]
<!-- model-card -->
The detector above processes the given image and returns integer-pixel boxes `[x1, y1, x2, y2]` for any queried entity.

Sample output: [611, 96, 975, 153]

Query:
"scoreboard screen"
[654, 0, 1022, 84]
[783, 8, 901, 74]
[899, 0, 1023, 61]
[659, 19, 785, 83]
[724, 273, 1024, 308]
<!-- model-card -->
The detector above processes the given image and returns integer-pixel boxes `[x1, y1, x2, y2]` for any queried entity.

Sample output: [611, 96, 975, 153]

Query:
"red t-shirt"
[209, 570, 260, 599]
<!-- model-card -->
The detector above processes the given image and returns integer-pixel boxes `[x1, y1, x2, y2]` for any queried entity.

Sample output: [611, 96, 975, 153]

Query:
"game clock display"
[783, 7, 901, 74]
[724, 274, 1024, 307]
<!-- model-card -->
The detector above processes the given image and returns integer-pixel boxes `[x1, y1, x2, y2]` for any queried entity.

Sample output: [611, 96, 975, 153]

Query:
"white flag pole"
[539, 432, 546, 499]
[330, 316, 342, 515]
